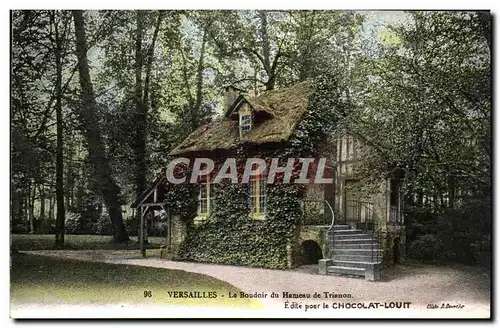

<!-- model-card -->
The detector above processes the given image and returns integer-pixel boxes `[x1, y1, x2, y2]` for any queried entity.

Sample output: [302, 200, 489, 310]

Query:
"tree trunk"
[183, 25, 207, 131]
[297, 12, 315, 80]
[72, 10, 129, 242]
[132, 10, 165, 199]
[259, 11, 271, 75]
[11, 192, 20, 228]
[65, 160, 72, 210]
[258, 11, 275, 91]
[448, 175, 456, 209]
[29, 183, 36, 233]
[48, 194, 54, 221]
[53, 11, 66, 247]
[27, 181, 35, 233]
[194, 29, 207, 114]
[19, 195, 25, 230]
[76, 180, 84, 209]
[39, 185, 45, 223]
[143, 11, 164, 113]
[266, 74, 276, 91]
[24, 193, 29, 228]
[133, 11, 146, 200]
[178, 48, 197, 130]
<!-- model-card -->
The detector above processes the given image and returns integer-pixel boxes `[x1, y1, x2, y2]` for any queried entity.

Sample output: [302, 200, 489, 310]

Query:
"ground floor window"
[198, 175, 213, 216]
[249, 174, 266, 218]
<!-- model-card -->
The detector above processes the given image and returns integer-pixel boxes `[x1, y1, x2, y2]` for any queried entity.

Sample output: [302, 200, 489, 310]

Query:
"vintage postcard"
[10, 8, 491, 319]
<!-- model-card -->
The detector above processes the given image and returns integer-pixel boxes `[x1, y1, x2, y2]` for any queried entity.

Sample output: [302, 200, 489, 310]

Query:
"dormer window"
[240, 114, 252, 133]
[239, 105, 253, 137]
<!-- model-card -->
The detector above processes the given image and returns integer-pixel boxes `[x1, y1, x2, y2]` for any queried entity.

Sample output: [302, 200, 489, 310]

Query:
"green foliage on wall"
[176, 181, 302, 269]
[165, 183, 198, 220]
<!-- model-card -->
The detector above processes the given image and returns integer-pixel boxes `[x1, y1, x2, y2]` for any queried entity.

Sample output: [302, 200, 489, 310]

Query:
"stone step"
[333, 229, 363, 234]
[327, 265, 365, 276]
[333, 254, 381, 262]
[332, 225, 350, 230]
[331, 260, 382, 268]
[334, 248, 384, 256]
[333, 239, 380, 249]
[333, 243, 380, 249]
[334, 234, 372, 240]
[333, 238, 377, 244]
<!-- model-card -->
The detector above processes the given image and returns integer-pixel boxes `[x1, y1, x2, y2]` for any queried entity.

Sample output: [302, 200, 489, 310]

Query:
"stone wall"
[303, 184, 328, 225]
[290, 225, 330, 267]
[381, 225, 406, 265]
[169, 214, 187, 253]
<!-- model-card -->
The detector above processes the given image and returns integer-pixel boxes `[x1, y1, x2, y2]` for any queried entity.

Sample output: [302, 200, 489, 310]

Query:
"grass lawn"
[11, 253, 262, 309]
[11, 234, 166, 251]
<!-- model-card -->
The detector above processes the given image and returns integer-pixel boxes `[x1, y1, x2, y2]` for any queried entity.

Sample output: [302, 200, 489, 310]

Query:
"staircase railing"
[301, 199, 335, 228]
[346, 200, 382, 263]
[300, 199, 336, 259]
[325, 201, 335, 232]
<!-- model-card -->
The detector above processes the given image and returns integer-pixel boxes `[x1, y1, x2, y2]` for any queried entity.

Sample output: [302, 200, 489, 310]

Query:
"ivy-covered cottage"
[132, 80, 406, 280]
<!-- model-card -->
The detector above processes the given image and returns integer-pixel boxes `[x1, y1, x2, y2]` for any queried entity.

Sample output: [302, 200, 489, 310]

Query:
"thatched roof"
[225, 95, 275, 119]
[169, 81, 312, 156]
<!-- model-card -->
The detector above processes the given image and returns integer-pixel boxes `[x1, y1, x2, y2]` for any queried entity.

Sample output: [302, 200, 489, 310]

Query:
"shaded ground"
[11, 234, 167, 251]
[14, 250, 491, 318]
[10, 253, 261, 309]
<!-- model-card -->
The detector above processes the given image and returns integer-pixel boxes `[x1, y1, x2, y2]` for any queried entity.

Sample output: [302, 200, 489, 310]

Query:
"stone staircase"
[323, 224, 383, 280]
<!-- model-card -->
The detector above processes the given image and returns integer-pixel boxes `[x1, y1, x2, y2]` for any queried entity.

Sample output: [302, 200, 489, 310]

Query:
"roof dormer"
[239, 103, 253, 137]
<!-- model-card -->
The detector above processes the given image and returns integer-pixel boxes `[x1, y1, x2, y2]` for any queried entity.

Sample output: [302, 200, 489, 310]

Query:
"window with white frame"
[239, 106, 252, 136]
[197, 175, 213, 216]
[249, 173, 266, 217]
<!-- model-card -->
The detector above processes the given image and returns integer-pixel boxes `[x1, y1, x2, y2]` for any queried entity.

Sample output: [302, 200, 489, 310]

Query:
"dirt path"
[19, 250, 491, 318]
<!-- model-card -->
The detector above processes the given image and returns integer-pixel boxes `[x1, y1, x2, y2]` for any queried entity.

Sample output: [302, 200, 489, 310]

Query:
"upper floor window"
[339, 136, 357, 162]
[239, 106, 252, 137]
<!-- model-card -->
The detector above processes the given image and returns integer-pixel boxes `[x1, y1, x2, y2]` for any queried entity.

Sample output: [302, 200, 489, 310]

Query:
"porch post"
[144, 210, 149, 244]
[168, 207, 172, 250]
[160, 204, 170, 250]
[140, 205, 146, 258]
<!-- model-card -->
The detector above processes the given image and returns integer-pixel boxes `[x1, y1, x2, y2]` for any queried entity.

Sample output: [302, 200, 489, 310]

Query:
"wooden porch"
[131, 176, 171, 257]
